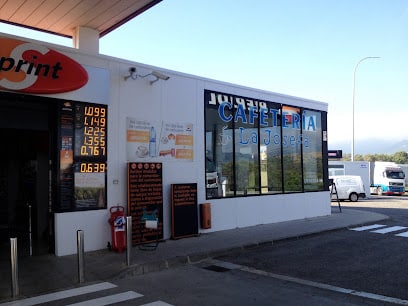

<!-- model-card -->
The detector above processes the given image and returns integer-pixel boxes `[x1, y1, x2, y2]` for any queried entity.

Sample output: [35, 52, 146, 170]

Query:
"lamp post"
[351, 56, 380, 161]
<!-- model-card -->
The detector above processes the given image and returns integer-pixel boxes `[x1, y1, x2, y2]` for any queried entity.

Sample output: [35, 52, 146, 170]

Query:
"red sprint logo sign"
[0, 37, 88, 94]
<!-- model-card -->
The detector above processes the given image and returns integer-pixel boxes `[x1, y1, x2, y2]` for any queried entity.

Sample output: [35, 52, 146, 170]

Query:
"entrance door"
[0, 94, 54, 256]
[0, 129, 50, 255]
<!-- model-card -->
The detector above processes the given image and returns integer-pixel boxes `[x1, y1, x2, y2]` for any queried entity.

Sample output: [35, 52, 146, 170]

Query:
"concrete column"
[73, 26, 99, 53]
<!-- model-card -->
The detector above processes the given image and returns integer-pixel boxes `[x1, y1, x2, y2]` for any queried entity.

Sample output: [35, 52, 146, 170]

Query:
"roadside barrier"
[77, 230, 85, 283]
[10, 237, 19, 297]
[126, 216, 132, 266]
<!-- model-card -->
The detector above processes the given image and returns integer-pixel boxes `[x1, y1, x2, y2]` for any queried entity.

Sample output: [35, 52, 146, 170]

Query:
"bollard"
[126, 216, 132, 266]
[28, 204, 32, 256]
[77, 230, 85, 283]
[10, 238, 19, 297]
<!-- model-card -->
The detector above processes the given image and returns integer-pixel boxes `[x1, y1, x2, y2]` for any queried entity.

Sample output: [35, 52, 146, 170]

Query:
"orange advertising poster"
[126, 118, 160, 161]
[127, 130, 150, 142]
[60, 135, 73, 170]
[158, 122, 194, 161]
[175, 134, 193, 146]
[60, 150, 73, 167]
[175, 149, 194, 160]
[126, 118, 194, 162]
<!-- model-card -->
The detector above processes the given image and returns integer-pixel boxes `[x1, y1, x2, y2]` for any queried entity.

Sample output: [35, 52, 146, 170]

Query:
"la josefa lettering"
[0, 37, 88, 94]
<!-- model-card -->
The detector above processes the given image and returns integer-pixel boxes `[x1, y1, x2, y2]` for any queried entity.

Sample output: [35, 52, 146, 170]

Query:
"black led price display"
[58, 101, 108, 212]
[74, 104, 107, 158]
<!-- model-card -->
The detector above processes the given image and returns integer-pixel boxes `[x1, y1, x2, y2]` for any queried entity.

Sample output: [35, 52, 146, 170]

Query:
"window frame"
[204, 90, 327, 200]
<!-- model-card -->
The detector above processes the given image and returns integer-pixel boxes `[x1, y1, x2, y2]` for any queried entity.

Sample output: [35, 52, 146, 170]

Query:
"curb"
[113, 213, 390, 280]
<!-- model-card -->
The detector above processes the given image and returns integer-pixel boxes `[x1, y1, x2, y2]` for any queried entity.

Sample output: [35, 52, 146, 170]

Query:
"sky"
[1, 0, 408, 152]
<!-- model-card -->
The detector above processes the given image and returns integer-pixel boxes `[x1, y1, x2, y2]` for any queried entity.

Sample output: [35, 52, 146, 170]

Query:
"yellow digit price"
[80, 163, 106, 173]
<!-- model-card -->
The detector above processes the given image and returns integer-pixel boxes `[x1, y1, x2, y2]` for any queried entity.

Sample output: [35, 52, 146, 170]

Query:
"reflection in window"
[281, 106, 302, 193]
[234, 104, 260, 195]
[205, 101, 234, 198]
[204, 90, 326, 199]
[261, 103, 282, 194]
[303, 110, 323, 191]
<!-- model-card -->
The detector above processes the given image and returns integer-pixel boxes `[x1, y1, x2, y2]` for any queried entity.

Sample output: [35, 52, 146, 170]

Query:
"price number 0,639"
[80, 162, 106, 173]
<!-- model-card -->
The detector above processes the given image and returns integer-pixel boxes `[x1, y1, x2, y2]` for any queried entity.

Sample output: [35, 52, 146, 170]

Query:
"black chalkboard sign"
[128, 162, 163, 245]
[171, 183, 198, 239]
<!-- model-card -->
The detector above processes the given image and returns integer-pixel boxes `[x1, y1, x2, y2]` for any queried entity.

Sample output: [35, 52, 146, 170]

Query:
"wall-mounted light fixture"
[124, 67, 170, 85]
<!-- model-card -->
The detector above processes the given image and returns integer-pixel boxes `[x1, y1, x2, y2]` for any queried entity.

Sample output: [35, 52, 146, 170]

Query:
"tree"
[331, 151, 408, 164]
[392, 151, 408, 164]
[363, 154, 376, 162]
[354, 154, 364, 161]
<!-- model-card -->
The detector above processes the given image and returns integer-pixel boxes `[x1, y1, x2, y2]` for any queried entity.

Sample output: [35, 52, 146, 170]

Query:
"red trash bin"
[200, 203, 211, 229]
[108, 206, 126, 253]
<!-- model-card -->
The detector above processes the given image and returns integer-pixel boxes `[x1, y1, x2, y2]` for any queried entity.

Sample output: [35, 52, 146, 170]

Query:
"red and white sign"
[0, 37, 88, 94]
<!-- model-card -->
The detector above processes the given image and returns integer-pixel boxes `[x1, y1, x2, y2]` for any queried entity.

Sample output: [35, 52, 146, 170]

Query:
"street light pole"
[351, 56, 380, 161]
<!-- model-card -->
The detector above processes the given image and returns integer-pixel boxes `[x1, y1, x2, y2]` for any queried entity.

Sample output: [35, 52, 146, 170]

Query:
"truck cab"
[370, 162, 405, 196]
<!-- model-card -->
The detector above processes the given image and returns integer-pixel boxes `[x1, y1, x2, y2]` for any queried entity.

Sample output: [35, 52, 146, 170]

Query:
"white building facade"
[0, 33, 330, 256]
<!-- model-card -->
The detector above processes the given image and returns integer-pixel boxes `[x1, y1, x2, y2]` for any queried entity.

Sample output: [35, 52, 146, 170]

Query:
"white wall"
[208, 192, 331, 232]
[55, 210, 110, 256]
[11, 35, 330, 256]
[54, 55, 331, 255]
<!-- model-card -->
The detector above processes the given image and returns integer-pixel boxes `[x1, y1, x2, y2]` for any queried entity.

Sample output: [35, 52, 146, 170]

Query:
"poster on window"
[126, 117, 194, 162]
[74, 171, 106, 209]
[126, 118, 160, 161]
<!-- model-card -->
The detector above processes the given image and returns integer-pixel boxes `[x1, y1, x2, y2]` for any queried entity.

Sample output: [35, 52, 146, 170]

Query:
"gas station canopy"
[0, 0, 161, 38]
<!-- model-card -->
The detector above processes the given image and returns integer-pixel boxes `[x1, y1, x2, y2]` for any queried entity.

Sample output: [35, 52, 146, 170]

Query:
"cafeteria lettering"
[207, 91, 316, 131]
[218, 101, 316, 131]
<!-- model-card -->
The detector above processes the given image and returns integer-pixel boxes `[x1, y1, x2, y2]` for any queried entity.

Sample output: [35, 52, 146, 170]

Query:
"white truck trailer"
[370, 162, 406, 195]
[328, 161, 371, 197]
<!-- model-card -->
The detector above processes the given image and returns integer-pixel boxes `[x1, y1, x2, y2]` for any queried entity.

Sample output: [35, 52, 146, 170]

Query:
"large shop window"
[204, 90, 326, 199]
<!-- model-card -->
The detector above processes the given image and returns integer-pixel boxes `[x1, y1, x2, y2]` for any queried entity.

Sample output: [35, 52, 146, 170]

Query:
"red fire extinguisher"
[108, 206, 126, 253]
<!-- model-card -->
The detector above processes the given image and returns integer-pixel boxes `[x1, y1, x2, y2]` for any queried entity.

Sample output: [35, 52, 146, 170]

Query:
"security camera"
[151, 71, 170, 81]
[124, 67, 138, 81]
[149, 70, 170, 85]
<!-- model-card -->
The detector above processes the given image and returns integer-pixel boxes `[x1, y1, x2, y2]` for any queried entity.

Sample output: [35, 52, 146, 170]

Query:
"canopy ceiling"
[0, 0, 161, 38]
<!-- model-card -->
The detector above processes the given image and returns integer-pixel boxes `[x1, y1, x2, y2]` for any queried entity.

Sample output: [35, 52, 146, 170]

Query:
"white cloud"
[328, 111, 408, 143]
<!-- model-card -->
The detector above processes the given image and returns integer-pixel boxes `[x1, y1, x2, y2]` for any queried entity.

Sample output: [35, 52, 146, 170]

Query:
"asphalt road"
[3, 196, 407, 305]
[343, 194, 408, 221]
[216, 195, 408, 304]
[62, 196, 408, 306]
[0, 262, 387, 306]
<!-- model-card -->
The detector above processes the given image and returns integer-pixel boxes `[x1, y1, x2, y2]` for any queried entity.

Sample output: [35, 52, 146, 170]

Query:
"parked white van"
[329, 175, 366, 202]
